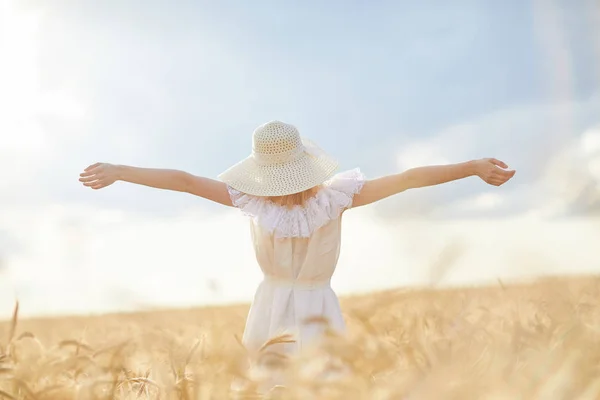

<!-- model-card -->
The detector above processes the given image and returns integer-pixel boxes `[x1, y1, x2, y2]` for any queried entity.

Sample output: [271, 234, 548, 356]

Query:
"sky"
[0, 0, 599, 318]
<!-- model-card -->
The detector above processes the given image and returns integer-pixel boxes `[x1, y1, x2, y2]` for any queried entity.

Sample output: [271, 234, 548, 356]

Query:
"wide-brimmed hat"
[218, 120, 339, 197]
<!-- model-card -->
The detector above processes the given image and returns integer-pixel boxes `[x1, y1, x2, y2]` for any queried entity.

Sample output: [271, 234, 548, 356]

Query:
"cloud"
[397, 142, 452, 171]
[0, 203, 256, 317]
[434, 125, 600, 220]
[533, 125, 600, 218]
[3, 199, 600, 319]
[381, 95, 600, 220]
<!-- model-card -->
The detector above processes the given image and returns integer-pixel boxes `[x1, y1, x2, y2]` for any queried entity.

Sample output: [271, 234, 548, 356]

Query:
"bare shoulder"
[350, 173, 408, 208]
[349, 177, 378, 208]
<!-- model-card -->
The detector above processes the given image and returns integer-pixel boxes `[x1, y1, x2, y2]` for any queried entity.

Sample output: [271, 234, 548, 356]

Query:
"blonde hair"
[266, 185, 321, 208]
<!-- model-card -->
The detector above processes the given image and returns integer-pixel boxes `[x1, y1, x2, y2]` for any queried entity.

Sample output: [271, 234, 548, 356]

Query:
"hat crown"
[218, 120, 339, 197]
[252, 121, 303, 156]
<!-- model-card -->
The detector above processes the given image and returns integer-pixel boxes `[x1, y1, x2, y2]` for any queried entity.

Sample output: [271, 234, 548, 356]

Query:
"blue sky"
[1, 0, 599, 317]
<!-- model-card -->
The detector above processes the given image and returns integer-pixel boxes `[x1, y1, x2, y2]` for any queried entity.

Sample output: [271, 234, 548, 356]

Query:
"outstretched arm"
[352, 158, 515, 208]
[79, 163, 233, 207]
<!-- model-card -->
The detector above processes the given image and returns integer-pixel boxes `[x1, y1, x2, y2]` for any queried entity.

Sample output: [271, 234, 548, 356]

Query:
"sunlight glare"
[0, 1, 83, 156]
[0, 1, 46, 152]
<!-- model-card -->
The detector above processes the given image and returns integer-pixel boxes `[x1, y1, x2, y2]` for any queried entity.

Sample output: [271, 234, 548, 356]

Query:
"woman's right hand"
[79, 163, 121, 190]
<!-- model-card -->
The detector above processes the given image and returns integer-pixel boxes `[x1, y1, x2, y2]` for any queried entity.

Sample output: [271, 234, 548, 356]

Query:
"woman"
[79, 120, 515, 391]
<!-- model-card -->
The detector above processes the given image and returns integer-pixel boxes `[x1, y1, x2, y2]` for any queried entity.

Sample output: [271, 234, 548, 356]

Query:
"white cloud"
[529, 125, 600, 217]
[581, 127, 600, 181]
[452, 192, 505, 212]
[397, 141, 451, 170]
[2, 201, 600, 319]
[581, 127, 600, 154]
[391, 97, 600, 220]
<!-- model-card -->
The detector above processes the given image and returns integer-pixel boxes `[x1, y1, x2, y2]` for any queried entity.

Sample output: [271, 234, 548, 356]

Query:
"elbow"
[392, 170, 416, 192]
[178, 171, 194, 193]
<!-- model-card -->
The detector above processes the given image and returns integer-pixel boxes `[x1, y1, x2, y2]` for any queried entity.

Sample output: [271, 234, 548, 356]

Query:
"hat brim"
[218, 138, 339, 197]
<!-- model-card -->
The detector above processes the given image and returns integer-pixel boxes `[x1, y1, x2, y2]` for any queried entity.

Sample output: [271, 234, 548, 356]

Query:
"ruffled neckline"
[227, 169, 366, 238]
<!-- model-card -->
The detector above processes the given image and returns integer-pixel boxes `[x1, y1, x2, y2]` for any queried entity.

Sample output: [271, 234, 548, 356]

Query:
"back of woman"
[79, 119, 515, 395]
[226, 168, 365, 355]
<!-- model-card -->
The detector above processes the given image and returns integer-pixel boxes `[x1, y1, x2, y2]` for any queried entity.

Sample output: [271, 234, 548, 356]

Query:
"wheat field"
[1, 275, 600, 399]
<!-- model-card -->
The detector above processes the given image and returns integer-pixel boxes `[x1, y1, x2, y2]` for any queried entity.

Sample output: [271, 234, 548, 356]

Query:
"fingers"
[85, 162, 101, 171]
[80, 167, 101, 177]
[79, 163, 109, 189]
[80, 162, 104, 177]
[488, 170, 516, 186]
[479, 157, 516, 186]
[83, 180, 108, 189]
[82, 180, 101, 187]
[496, 168, 516, 178]
[79, 175, 99, 183]
[489, 158, 509, 169]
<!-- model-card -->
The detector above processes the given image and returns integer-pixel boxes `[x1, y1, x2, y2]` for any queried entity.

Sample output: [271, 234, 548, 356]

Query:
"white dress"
[227, 169, 366, 363]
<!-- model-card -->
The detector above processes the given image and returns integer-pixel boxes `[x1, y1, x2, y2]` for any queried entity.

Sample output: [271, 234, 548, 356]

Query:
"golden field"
[2, 275, 600, 399]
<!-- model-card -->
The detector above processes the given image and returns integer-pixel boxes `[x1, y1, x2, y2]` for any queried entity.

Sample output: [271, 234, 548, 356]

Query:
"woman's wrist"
[464, 160, 480, 177]
[114, 164, 127, 181]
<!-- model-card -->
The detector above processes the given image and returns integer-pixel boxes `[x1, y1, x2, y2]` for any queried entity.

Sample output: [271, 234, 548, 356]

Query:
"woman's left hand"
[473, 158, 516, 187]
[79, 163, 121, 190]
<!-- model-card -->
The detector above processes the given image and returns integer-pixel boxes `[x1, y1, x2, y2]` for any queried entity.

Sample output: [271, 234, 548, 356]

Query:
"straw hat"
[218, 121, 339, 197]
